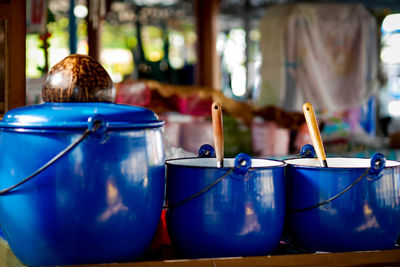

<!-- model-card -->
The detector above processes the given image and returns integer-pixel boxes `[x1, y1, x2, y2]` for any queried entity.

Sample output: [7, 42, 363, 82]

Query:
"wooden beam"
[194, 0, 221, 89]
[87, 0, 101, 60]
[0, 0, 26, 112]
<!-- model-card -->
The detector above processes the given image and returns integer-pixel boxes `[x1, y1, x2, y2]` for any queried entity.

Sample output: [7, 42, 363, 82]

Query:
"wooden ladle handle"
[212, 102, 224, 168]
[303, 103, 328, 167]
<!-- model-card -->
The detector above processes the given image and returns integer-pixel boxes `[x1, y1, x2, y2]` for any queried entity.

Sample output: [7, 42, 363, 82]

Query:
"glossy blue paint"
[285, 151, 400, 252]
[0, 102, 163, 130]
[0, 103, 165, 266]
[166, 155, 286, 259]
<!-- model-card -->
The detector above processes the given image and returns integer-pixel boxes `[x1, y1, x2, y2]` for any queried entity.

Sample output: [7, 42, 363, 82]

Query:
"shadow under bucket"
[165, 145, 286, 259]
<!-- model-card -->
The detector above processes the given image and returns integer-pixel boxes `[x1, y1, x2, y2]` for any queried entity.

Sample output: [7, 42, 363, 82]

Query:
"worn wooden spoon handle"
[303, 103, 328, 167]
[212, 102, 224, 168]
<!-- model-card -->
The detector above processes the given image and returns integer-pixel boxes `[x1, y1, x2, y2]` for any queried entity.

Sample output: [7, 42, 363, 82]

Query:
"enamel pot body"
[166, 151, 286, 259]
[284, 146, 400, 252]
[0, 103, 165, 266]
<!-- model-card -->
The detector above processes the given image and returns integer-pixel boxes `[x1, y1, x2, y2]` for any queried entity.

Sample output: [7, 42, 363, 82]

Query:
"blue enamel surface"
[285, 160, 400, 252]
[0, 103, 163, 130]
[0, 127, 165, 266]
[165, 158, 286, 258]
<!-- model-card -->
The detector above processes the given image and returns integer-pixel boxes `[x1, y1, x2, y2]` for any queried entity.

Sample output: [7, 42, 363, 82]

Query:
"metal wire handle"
[0, 120, 102, 195]
[291, 146, 386, 213]
[289, 168, 370, 213]
[166, 154, 251, 210]
[166, 168, 235, 210]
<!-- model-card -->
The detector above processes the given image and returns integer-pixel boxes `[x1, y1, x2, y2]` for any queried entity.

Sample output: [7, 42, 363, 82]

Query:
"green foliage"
[141, 25, 165, 62]
[223, 115, 253, 157]
[26, 34, 44, 78]
[102, 22, 136, 49]
[47, 8, 55, 23]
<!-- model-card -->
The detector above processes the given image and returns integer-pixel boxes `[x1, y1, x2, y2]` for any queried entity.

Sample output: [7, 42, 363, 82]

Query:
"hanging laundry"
[256, 3, 378, 113]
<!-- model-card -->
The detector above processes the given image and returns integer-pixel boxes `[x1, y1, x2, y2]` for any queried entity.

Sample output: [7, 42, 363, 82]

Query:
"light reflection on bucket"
[284, 145, 400, 252]
[166, 146, 286, 258]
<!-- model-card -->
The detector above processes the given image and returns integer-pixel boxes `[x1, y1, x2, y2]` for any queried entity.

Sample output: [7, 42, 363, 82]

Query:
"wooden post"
[87, 0, 101, 60]
[0, 0, 26, 112]
[194, 0, 221, 89]
[69, 0, 77, 54]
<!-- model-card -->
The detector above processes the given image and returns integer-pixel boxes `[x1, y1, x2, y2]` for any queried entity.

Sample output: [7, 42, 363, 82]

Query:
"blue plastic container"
[284, 145, 400, 252]
[166, 150, 286, 259]
[0, 103, 165, 266]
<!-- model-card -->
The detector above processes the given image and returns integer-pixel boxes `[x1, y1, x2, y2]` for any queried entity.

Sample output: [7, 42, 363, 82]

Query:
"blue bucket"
[0, 103, 166, 266]
[165, 145, 286, 258]
[284, 145, 400, 252]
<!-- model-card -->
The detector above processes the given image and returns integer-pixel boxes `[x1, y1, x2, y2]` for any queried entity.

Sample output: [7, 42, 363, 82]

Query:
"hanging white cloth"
[256, 3, 378, 113]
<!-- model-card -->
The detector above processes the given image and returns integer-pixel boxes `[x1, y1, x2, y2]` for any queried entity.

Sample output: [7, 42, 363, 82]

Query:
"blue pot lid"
[0, 103, 163, 130]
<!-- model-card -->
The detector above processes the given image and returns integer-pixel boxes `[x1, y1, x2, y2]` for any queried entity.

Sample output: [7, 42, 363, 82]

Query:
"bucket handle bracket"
[367, 153, 386, 181]
[88, 115, 108, 140]
[198, 144, 215, 158]
[298, 144, 317, 158]
[233, 153, 252, 175]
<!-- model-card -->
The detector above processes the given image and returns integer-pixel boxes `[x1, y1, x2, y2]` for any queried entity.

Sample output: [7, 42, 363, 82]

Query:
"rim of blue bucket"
[166, 157, 286, 170]
[284, 157, 400, 170]
[0, 102, 164, 131]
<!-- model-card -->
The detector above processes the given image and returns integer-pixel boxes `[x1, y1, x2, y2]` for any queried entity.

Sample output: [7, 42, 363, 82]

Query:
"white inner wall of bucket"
[166, 158, 284, 168]
[285, 158, 400, 168]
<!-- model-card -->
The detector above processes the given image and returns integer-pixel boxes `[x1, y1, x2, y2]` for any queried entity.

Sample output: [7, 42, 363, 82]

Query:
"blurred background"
[7, 0, 400, 158]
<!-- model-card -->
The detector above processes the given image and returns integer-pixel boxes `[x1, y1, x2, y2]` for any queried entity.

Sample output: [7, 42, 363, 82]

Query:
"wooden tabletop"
[1, 239, 399, 267]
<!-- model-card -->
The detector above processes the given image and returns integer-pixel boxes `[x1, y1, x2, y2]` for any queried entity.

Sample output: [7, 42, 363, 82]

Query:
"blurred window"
[381, 13, 400, 117]
[100, 21, 135, 82]
[219, 28, 261, 99]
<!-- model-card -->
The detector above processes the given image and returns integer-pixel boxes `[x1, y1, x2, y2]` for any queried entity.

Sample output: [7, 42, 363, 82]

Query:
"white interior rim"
[284, 157, 400, 168]
[166, 157, 285, 168]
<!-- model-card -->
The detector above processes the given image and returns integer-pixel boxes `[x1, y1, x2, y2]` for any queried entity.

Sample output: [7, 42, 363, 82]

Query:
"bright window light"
[388, 100, 400, 116]
[74, 5, 88, 19]
[381, 46, 400, 64]
[134, 0, 178, 6]
[222, 29, 246, 97]
[231, 65, 246, 97]
[382, 14, 400, 33]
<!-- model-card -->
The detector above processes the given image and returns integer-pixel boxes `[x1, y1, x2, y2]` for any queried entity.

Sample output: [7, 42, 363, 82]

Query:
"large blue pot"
[284, 145, 400, 252]
[0, 103, 165, 266]
[166, 148, 286, 258]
